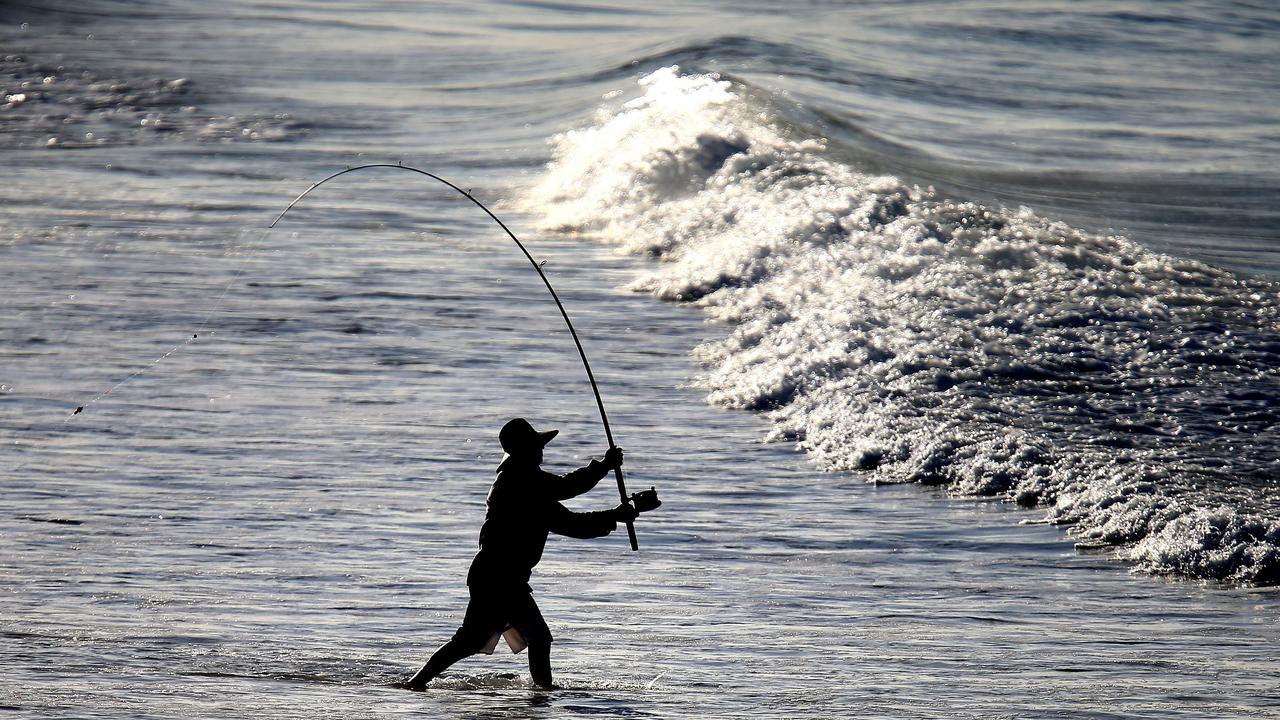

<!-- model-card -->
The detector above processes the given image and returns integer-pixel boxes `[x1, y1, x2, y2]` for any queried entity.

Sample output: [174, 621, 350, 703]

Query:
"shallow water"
[2, 1, 1278, 717]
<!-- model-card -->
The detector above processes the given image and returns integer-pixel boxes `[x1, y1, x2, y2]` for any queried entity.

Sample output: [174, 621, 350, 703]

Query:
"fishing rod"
[270, 163, 641, 550]
[62, 163, 645, 549]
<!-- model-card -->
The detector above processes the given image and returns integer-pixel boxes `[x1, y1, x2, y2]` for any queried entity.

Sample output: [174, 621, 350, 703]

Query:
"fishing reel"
[629, 487, 662, 513]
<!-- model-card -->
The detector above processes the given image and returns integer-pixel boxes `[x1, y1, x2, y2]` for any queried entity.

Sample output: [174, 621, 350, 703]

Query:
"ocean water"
[3, 1, 1279, 718]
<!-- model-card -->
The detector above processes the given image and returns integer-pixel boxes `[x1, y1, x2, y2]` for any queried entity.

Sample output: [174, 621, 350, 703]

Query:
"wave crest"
[528, 67, 1280, 585]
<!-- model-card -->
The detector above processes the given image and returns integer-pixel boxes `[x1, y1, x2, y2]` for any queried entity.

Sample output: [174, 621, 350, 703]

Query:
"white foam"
[527, 67, 1280, 585]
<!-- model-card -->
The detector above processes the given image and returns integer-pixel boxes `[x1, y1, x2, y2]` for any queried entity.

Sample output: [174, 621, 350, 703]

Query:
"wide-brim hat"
[499, 417, 558, 456]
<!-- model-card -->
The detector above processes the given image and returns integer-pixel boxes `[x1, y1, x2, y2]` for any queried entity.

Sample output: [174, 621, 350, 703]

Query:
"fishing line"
[63, 203, 276, 420]
[60, 163, 641, 549]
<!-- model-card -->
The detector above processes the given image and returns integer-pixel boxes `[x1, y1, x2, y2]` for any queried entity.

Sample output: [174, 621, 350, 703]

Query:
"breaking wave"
[528, 67, 1280, 585]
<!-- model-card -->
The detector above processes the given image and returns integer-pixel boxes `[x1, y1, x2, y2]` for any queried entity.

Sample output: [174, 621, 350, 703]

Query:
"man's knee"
[517, 620, 552, 648]
[511, 604, 553, 647]
[450, 626, 495, 655]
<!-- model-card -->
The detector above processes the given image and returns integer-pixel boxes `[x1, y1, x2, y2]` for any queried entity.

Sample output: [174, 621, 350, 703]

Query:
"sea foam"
[528, 67, 1280, 585]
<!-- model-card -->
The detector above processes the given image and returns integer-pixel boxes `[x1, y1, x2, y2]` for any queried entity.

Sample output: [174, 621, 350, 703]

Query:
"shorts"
[451, 584, 553, 655]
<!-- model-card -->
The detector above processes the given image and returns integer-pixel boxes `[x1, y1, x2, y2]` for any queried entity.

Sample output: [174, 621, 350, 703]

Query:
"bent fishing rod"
[57, 163, 643, 548]
[271, 163, 640, 549]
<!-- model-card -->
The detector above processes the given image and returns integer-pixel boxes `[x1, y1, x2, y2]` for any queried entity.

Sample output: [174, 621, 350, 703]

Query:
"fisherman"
[404, 417, 650, 690]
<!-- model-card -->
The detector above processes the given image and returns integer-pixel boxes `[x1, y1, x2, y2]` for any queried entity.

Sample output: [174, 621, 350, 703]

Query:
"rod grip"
[625, 519, 639, 551]
[612, 465, 638, 551]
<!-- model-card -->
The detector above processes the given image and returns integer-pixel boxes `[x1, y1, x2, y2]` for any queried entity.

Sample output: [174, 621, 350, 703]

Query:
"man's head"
[499, 417, 558, 465]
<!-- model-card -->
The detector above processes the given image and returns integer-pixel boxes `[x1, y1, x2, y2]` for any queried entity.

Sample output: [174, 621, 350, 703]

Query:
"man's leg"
[510, 591, 556, 688]
[405, 637, 474, 691]
[405, 589, 502, 691]
[527, 640, 554, 688]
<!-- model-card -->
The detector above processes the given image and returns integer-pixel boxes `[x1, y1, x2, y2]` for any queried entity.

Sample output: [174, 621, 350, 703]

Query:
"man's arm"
[546, 461, 608, 501]
[546, 447, 624, 500]
[546, 501, 619, 539]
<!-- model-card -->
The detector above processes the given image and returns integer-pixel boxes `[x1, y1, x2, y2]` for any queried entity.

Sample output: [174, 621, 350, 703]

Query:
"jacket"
[466, 457, 618, 589]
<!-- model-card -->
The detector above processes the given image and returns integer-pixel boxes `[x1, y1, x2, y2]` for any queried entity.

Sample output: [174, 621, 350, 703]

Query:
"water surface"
[2, 2, 1278, 717]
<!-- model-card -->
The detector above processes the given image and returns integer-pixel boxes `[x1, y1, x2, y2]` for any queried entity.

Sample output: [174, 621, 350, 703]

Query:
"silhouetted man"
[405, 417, 643, 690]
